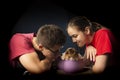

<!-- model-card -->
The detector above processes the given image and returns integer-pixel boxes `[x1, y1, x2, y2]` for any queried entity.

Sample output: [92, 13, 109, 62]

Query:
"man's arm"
[19, 52, 53, 74]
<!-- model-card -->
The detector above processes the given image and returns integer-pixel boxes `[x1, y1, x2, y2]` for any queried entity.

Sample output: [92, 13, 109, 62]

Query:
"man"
[9, 24, 66, 78]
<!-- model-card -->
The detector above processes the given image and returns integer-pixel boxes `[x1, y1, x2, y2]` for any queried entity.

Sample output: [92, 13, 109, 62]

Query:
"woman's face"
[67, 27, 87, 47]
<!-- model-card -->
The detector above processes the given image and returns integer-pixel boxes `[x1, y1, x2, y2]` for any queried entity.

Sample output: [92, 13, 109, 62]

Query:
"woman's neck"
[87, 32, 95, 45]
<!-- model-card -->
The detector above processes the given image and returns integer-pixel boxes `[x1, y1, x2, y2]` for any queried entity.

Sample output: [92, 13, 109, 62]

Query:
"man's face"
[43, 45, 63, 60]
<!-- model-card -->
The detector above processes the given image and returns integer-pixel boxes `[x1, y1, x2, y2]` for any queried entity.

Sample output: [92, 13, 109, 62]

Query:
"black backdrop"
[1, 0, 120, 79]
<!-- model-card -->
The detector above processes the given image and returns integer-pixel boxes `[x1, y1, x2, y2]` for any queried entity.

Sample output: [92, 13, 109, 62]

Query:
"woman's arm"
[92, 54, 109, 73]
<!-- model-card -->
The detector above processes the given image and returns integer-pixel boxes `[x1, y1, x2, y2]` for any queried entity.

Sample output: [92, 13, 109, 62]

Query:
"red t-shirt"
[9, 33, 35, 64]
[90, 28, 116, 56]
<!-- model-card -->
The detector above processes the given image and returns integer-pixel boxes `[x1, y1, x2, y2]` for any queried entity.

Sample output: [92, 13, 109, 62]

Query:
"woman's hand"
[84, 45, 97, 62]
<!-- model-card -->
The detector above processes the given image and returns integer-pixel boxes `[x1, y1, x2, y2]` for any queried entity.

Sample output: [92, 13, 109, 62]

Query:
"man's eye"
[72, 35, 77, 38]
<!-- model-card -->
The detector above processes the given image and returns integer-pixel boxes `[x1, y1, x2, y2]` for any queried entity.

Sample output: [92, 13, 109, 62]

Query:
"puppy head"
[64, 48, 79, 61]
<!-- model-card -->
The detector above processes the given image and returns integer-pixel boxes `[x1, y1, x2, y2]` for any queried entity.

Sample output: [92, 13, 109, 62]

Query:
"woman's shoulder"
[96, 27, 113, 35]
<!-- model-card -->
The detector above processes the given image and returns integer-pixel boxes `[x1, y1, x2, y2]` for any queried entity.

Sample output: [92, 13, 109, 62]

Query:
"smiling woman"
[66, 16, 120, 75]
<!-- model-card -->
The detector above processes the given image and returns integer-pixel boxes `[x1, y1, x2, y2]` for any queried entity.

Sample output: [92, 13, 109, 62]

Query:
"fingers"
[92, 51, 96, 62]
[89, 50, 96, 61]
[85, 46, 97, 62]
[87, 52, 94, 61]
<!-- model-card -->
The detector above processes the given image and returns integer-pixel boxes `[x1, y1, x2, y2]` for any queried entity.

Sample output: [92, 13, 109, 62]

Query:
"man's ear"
[38, 43, 44, 50]
[85, 26, 90, 35]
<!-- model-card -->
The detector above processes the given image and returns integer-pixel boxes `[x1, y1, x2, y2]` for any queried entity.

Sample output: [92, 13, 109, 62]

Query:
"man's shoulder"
[12, 33, 34, 38]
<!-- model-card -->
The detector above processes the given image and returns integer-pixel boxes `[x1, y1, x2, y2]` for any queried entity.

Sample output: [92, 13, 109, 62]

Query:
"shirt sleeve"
[9, 33, 34, 61]
[92, 29, 113, 55]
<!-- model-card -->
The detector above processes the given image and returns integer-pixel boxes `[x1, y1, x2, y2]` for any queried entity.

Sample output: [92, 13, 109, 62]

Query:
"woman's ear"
[85, 26, 90, 35]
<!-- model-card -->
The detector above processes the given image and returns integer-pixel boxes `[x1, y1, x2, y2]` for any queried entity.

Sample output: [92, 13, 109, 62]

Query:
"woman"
[64, 16, 118, 74]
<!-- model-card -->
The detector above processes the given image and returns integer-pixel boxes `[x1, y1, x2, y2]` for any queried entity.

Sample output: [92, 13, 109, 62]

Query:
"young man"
[9, 24, 66, 77]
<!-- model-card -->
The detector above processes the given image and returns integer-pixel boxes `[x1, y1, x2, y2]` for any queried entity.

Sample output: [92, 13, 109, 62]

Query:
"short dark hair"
[36, 24, 66, 48]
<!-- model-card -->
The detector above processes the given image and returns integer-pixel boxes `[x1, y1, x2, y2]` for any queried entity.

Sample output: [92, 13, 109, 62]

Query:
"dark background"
[1, 0, 120, 79]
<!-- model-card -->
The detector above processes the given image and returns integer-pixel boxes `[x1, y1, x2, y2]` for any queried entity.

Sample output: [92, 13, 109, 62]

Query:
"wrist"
[44, 58, 53, 63]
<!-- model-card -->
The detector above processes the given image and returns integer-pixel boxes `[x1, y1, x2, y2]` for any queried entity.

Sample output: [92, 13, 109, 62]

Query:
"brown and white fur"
[61, 48, 82, 61]
[61, 48, 93, 68]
